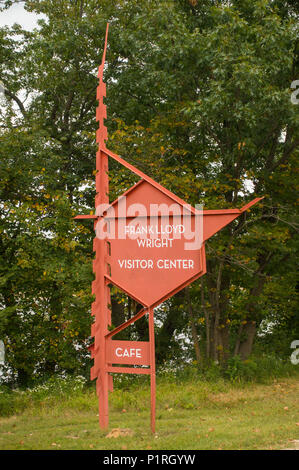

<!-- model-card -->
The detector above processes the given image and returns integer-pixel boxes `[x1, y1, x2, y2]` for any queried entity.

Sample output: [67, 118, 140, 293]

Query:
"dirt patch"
[105, 428, 134, 439]
[283, 440, 299, 450]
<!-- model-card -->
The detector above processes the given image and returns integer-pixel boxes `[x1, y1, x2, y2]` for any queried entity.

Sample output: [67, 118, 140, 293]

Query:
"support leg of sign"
[101, 284, 110, 428]
[98, 368, 109, 429]
[96, 144, 110, 429]
[107, 279, 113, 392]
[97, 236, 109, 429]
[148, 307, 156, 434]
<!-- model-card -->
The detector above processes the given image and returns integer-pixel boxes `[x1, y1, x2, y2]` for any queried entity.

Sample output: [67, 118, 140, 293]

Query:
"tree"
[0, 0, 298, 385]
[104, 0, 299, 362]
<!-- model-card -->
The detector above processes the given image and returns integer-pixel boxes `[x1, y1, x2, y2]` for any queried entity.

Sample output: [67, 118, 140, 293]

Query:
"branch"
[4, 88, 27, 118]
[271, 137, 299, 172]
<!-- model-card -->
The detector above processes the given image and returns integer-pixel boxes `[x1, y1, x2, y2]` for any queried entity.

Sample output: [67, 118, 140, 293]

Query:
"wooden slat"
[106, 366, 151, 375]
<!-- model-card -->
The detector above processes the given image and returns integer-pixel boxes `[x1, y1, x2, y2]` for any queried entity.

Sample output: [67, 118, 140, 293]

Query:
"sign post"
[75, 25, 263, 433]
[149, 307, 156, 434]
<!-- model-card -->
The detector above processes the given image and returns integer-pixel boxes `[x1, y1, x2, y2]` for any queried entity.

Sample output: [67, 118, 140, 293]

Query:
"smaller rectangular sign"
[106, 340, 150, 366]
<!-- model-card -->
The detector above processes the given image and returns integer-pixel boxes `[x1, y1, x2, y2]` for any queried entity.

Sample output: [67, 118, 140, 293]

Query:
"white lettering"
[114, 347, 143, 358]
[157, 259, 194, 269]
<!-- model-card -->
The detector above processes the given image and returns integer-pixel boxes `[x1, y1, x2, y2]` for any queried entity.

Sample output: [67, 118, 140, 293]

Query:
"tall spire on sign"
[91, 22, 112, 429]
[96, 23, 109, 150]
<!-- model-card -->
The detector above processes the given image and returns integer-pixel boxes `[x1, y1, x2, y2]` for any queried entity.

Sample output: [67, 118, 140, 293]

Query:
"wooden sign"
[75, 24, 263, 433]
[106, 340, 150, 366]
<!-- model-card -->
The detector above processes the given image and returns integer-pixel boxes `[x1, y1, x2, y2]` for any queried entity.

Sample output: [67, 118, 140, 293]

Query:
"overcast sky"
[0, 3, 45, 30]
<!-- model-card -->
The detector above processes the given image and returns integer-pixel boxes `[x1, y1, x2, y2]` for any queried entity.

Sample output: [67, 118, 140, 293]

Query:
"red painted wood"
[104, 274, 150, 307]
[98, 179, 261, 307]
[90, 23, 111, 429]
[74, 214, 98, 219]
[106, 340, 150, 365]
[105, 307, 147, 339]
[107, 366, 150, 375]
[106, 184, 205, 306]
[74, 24, 263, 434]
[149, 307, 156, 434]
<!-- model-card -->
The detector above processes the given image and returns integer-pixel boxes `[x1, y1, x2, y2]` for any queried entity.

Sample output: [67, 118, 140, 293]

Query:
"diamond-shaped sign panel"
[99, 180, 206, 307]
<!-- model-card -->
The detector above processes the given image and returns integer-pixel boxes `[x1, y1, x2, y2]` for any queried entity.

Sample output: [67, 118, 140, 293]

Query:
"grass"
[0, 373, 299, 450]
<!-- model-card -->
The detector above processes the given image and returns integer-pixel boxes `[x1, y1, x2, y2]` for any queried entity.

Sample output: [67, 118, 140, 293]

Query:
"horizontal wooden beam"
[107, 366, 150, 375]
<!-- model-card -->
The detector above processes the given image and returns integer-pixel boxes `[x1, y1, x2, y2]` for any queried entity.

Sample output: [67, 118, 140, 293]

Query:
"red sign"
[102, 180, 205, 307]
[106, 340, 150, 366]
[75, 24, 263, 434]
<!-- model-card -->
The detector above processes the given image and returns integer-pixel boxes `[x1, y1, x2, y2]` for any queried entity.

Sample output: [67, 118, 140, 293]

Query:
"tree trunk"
[111, 297, 127, 339]
[17, 368, 29, 388]
[218, 325, 230, 363]
[234, 324, 243, 357]
[155, 291, 186, 364]
[132, 301, 148, 341]
[186, 287, 201, 363]
[234, 252, 273, 359]
[201, 280, 211, 360]
[238, 321, 257, 360]
[211, 261, 224, 361]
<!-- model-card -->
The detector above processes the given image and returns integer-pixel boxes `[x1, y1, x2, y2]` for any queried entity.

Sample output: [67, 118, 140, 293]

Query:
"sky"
[0, 2, 45, 30]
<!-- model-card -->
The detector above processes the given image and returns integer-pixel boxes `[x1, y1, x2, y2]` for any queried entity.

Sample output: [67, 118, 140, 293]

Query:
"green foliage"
[224, 354, 298, 383]
[0, 374, 87, 416]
